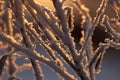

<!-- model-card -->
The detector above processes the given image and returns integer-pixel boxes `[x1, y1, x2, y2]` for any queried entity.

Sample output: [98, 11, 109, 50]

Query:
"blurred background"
[1, 0, 120, 80]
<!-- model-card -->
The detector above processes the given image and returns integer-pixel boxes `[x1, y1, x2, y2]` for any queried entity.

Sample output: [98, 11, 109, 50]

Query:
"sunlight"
[0, 0, 120, 80]
[36, 0, 72, 10]
[36, 0, 54, 9]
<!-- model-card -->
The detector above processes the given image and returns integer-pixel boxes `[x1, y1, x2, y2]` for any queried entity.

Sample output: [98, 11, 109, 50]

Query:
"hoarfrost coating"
[0, 0, 120, 80]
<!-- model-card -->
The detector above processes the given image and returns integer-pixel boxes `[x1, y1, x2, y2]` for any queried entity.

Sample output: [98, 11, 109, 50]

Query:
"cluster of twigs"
[0, 0, 120, 80]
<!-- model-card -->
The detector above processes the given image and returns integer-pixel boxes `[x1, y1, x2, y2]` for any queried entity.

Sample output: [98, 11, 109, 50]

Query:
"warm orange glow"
[36, 0, 54, 9]
[35, 0, 72, 10]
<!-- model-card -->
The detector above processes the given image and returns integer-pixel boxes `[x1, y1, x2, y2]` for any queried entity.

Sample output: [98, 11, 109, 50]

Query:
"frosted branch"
[0, 32, 77, 80]
[101, 15, 120, 41]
